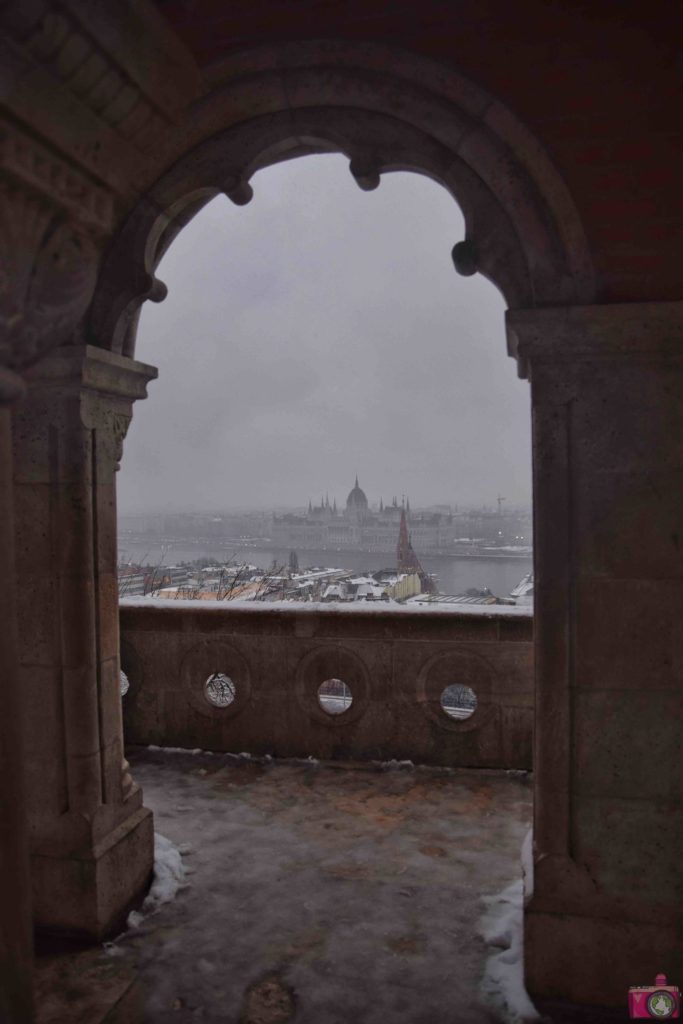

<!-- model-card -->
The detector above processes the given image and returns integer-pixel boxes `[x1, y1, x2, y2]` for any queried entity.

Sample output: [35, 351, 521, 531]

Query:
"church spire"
[355, 474, 359, 489]
[379, 497, 384, 512]
[397, 508, 412, 568]
[397, 508, 436, 594]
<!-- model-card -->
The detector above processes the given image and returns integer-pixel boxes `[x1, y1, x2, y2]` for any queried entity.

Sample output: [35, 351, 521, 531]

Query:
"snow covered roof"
[121, 596, 532, 617]
[352, 584, 386, 600]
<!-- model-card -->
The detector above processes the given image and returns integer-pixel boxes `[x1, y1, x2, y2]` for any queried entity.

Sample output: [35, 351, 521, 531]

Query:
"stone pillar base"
[32, 808, 154, 940]
[526, 906, 682, 1007]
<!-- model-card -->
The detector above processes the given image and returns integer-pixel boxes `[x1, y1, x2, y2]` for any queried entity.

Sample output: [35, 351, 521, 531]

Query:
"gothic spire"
[396, 508, 436, 594]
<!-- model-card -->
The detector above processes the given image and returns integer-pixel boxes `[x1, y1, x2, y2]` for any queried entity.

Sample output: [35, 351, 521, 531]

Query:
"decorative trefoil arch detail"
[88, 40, 596, 359]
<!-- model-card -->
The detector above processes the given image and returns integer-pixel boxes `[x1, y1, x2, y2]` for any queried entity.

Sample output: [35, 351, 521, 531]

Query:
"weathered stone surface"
[12, 346, 157, 939]
[110, 749, 532, 1023]
[120, 603, 534, 769]
[515, 302, 683, 1006]
[0, 399, 34, 1024]
[32, 806, 153, 938]
[34, 945, 142, 1024]
[526, 910, 681, 1008]
[2, 2, 683, 1014]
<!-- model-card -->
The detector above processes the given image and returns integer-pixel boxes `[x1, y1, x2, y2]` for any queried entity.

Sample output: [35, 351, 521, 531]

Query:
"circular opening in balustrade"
[317, 678, 353, 716]
[204, 672, 237, 708]
[440, 684, 477, 720]
[120, 670, 130, 697]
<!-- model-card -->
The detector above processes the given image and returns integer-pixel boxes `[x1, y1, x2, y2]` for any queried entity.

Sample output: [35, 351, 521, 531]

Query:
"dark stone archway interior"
[2, 5, 682, 1020]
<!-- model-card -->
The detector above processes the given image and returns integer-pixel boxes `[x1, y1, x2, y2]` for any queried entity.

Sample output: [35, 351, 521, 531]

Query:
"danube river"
[118, 538, 532, 599]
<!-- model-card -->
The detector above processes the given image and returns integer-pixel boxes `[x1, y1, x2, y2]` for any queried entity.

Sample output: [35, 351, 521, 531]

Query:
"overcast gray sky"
[118, 154, 531, 513]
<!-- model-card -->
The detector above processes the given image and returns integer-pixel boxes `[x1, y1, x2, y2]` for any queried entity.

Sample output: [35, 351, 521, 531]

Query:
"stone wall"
[120, 602, 533, 769]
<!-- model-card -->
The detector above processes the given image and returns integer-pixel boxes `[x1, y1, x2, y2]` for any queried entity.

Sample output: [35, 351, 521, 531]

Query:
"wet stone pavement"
[103, 748, 533, 1024]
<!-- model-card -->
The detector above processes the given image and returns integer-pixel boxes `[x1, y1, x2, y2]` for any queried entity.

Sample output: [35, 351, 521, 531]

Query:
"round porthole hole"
[204, 672, 237, 708]
[440, 684, 477, 721]
[317, 678, 353, 716]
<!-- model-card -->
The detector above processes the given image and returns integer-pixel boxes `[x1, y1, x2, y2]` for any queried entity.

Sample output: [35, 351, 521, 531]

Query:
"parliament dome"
[346, 476, 368, 511]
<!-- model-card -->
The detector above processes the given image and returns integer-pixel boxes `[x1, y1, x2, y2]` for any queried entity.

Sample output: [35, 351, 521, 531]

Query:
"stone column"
[507, 302, 683, 1007]
[0, 367, 34, 1022]
[12, 344, 158, 939]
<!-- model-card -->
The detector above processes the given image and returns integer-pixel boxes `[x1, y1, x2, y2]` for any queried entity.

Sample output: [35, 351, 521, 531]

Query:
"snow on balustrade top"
[119, 596, 532, 618]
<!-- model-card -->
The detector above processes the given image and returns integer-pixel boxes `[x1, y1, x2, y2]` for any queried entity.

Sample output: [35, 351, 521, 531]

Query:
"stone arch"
[89, 40, 595, 357]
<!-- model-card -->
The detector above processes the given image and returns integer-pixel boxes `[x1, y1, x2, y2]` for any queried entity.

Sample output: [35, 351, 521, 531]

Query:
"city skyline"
[119, 493, 532, 515]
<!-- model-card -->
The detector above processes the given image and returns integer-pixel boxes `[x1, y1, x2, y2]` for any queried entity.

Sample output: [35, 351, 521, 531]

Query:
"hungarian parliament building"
[272, 478, 531, 555]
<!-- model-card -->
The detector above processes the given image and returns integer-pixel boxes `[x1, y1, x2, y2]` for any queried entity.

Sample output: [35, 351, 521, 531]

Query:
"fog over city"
[118, 154, 531, 513]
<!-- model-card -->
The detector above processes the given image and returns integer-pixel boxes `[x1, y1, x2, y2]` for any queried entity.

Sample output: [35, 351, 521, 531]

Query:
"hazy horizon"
[119, 498, 531, 516]
[118, 154, 531, 513]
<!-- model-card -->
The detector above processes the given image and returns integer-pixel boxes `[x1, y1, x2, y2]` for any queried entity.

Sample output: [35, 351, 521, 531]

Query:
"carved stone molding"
[22, 343, 158, 405]
[79, 401, 132, 473]
[111, 411, 131, 471]
[1, 0, 198, 153]
[0, 182, 99, 370]
[16, 345, 157, 481]
[507, 301, 683, 379]
[1, 122, 114, 234]
[90, 42, 597, 357]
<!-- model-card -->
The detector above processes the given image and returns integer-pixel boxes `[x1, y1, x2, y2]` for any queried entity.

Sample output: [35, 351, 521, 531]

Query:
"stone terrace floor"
[34, 750, 625, 1024]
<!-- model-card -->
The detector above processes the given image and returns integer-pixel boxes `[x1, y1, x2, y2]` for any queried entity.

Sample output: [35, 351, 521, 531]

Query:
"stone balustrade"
[120, 600, 533, 769]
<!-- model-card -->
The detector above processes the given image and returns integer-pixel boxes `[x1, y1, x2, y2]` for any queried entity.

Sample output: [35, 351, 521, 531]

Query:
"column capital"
[19, 345, 158, 472]
[507, 301, 683, 379]
[22, 344, 158, 402]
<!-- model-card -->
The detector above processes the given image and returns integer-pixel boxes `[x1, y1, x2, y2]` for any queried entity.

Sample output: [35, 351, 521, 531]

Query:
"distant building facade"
[273, 477, 445, 553]
[272, 478, 530, 554]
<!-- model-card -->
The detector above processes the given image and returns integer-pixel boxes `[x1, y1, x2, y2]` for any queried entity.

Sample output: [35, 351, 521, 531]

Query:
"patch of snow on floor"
[147, 745, 203, 754]
[125, 833, 187, 930]
[480, 877, 540, 1024]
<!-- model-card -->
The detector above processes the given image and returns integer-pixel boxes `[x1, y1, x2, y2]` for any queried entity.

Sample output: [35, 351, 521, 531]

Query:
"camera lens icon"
[647, 991, 677, 1019]
[629, 974, 680, 1019]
